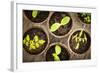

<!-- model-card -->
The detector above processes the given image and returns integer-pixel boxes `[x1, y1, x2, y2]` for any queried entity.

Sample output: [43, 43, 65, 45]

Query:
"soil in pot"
[78, 13, 91, 24]
[23, 28, 48, 55]
[46, 44, 70, 61]
[24, 10, 49, 23]
[49, 12, 72, 36]
[69, 30, 91, 54]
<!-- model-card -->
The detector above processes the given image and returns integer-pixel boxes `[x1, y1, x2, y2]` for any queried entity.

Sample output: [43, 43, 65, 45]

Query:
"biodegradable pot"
[48, 12, 72, 38]
[24, 10, 49, 23]
[68, 29, 91, 54]
[77, 13, 91, 24]
[45, 43, 70, 61]
[23, 26, 49, 55]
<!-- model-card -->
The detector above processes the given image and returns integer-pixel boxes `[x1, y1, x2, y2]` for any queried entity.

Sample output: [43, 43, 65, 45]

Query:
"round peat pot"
[77, 13, 91, 24]
[68, 29, 91, 54]
[23, 27, 49, 55]
[49, 12, 72, 38]
[24, 10, 49, 23]
[46, 43, 70, 61]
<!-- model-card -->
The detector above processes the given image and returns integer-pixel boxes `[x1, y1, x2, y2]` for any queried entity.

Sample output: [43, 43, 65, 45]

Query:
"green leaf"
[34, 35, 39, 42]
[84, 34, 87, 43]
[55, 45, 61, 55]
[35, 43, 40, 48]
[30, 40, 35, 45]
[75, 42, 80, 50]
[61, 16, 70, 25]
[79, 30, 83, 37]
[26, 35, 30, 41]
[52, 53, 60, 61]
[38, 40, 45, 45]
[50, 23, 60, 32]
[32, 10, 38, 18]
[25, 42, 29, 46]
[23, 39, 26, 45]
[29, 44, 36, 50]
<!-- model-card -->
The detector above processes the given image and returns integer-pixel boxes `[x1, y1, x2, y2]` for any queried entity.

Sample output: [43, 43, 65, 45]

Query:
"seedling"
[50, 16, 70, 32]
[52, 45, 61, 61]
[72, 30, 87, 50]
[23, 34, 45, 50]
[32, 10, 38, 18]
[80, 13, 91, 24]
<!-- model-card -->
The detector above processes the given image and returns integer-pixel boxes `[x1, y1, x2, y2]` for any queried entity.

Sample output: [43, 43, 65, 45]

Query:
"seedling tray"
[23, 10, 91, 62]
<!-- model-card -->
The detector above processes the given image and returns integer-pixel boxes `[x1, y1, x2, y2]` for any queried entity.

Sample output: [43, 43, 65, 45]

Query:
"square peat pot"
[11, 1, 97, 72]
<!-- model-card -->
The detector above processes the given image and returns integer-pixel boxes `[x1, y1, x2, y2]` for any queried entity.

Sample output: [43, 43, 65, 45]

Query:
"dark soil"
[23, 28, 48, 55]
[49, 12, 72, 36]
[46, 44, 70, 61]
[69, 30, 91, 54]
[24, 10, 49, 23]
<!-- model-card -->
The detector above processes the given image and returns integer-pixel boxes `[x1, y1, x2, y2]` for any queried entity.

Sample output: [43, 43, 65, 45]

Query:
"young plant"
[23, 34, 45, 50]
[52, 45, 61, 61]
[72, 30, 87, 50]
[32, 10, 38, 18]
[80, 13, 91, 24]
[50, 16, 70, 32]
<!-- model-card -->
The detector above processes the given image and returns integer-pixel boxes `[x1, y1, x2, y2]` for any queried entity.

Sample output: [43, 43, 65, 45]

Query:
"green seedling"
[52, 45, 61, 61]
[23, 35, 30, 46]
[72, 30, 88, 50]
[50, 16, 70, 32]
[32, 10, 38, 18]
[80, 13, 91, 24]
[23, 34, 45, 50]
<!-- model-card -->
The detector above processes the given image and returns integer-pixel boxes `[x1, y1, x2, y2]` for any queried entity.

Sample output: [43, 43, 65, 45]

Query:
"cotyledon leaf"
[34, 35, 39, 42]
[61, 16, 70, 25]
[38, 40, 45, 45]
[55, 45, 61, 55]
[32, 10, 38, 18]
[50, 23, 61, 32]
[52, 53, 60, 61]
[26, 35, 30, 41]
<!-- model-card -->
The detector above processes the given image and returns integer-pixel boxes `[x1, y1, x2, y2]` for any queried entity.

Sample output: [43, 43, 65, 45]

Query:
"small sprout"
[80, 13, 91, 24]
[39, 40, 45, 45]
[50, 16, 71, 32]
[55, 45, 61, 55]
[32, 10, 38, 18]
[52, 45, 61, 61]
[61, 16, 70, 25]
[50, 23, 60, 32]
[52, 53, 60, 61]
[72, 30, 88, 50]
[23, 34, 45, 50]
